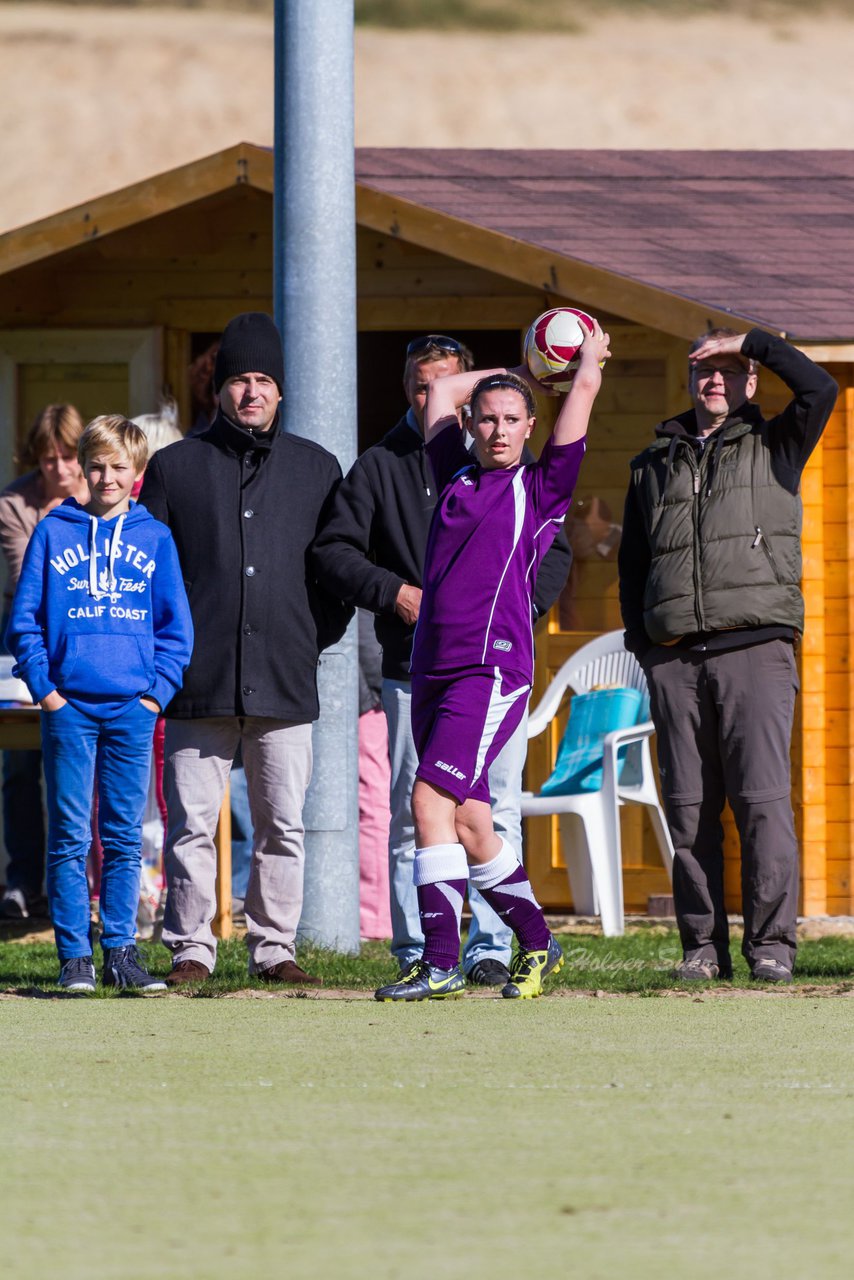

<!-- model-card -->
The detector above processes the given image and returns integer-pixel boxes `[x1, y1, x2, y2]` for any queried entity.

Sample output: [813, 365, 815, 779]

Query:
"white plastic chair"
[521, 630, 674, 936]
[0, 653, 32, 704]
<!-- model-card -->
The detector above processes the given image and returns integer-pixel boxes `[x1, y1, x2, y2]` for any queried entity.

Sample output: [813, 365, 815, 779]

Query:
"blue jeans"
[381, 677, 527, 973]
[2, 747, 45, 900]
[40, 699, 156, 960]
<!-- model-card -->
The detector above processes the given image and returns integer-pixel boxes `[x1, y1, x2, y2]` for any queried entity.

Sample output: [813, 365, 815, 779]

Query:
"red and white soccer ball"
[524, 306, 597, 391]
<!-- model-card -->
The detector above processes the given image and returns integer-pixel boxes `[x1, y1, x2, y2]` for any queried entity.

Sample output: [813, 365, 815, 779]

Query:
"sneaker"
[102, 946, 166, 995]
[164, 959, 211, 987]
[673, 957, 731, 982]
[58, 955, 96, 993]
[256, 960, 322, 987]
[375, 959, 466, 1002]
[751, 958, 793, 984]
[0, 887, 29, 920]
[467, 958, 511, 987]
[501, 935, 564, 1000]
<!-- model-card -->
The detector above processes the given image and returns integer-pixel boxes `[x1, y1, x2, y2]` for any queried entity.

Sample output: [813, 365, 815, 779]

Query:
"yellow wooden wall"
[805, 366, 854, 914]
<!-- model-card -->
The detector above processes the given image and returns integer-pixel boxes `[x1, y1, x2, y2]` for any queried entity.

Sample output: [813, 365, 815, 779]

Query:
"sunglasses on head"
[405, 334, 463, 359]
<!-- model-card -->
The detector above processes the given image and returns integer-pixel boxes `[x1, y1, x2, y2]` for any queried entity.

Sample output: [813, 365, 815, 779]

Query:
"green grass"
[2, 925, 853, 995]
[356, 0, 854, 25]
[1, 995, 853, 1279]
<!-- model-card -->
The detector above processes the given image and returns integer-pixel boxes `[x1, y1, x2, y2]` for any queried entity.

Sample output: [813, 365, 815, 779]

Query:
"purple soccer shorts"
[411, 666, 531, 804]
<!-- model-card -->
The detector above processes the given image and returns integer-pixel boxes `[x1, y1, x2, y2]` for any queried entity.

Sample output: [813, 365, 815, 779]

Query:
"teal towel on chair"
[540, 687, 644, 796]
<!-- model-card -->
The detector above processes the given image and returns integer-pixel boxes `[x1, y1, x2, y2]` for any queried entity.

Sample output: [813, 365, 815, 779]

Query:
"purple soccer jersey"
[411, 416, 585, 684]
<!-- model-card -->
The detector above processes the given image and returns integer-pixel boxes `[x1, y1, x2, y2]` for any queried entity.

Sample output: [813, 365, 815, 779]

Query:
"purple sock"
[413, 843, 468, 971]
[418, 880, 467, 970]
[469, 842, 550, 952]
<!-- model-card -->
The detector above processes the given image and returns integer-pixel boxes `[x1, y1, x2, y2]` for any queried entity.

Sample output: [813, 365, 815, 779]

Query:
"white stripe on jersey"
[480, 469, 527, 665]
[472, 666, 531, 788]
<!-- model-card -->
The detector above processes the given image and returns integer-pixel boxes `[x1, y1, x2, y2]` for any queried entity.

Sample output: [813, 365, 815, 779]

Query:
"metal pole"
[274, 0, 360, 954]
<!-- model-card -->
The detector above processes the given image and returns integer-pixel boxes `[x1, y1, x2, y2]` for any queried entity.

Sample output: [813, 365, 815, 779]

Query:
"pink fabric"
[358, 707, 392, 940]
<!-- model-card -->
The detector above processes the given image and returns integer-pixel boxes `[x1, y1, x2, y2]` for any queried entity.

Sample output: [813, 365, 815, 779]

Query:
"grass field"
[2, 930, 853, 1278]
[2, 994, 853, 1280]
[3, 925, 854, 994]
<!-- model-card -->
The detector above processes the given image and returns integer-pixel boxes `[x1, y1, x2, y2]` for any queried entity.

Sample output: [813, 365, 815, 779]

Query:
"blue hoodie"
[6, 498, 193, 719]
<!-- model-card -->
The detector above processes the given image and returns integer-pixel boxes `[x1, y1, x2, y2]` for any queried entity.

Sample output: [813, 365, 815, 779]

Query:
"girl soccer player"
[375, 320, 610, 1001]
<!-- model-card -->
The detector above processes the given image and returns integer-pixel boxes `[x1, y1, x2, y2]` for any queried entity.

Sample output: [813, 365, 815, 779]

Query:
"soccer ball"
[524, 307, 597, 391]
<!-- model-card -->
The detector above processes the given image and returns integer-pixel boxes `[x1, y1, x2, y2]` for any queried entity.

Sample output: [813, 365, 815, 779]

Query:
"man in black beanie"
[140, 312, 351, 987]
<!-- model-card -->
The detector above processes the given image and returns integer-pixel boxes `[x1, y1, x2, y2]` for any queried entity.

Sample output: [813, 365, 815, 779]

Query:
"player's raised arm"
[423, 366, 507, 442]
[550, 322, 611, 447]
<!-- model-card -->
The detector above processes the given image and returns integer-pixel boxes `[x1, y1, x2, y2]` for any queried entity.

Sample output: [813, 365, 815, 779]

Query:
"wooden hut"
[1, 143, 852, 916]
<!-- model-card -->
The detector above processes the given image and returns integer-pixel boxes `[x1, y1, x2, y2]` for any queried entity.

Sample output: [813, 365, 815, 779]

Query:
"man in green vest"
[618, 328, 837, 983]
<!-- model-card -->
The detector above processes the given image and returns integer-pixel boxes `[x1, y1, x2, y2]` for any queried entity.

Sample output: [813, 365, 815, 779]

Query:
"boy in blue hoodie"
[6, 416, 193, 993]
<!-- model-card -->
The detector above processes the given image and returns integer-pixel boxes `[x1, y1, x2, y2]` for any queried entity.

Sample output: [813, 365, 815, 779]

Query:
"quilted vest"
[628, 419, 804, 643]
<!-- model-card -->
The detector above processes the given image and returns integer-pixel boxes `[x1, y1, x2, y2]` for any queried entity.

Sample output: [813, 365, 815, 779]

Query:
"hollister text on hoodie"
[6, 498, 193, 718]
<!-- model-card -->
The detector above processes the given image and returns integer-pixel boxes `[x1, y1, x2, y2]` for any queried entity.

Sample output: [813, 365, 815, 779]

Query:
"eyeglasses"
[405, 334, 464, 359]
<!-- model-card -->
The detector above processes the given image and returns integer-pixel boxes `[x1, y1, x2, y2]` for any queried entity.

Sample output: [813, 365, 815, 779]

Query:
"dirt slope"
[2, 4, 853, 233]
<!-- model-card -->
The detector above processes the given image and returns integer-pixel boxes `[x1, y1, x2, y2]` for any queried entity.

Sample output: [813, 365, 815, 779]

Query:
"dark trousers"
[643, 639, 799, 970]
[2, 747, 45, 899]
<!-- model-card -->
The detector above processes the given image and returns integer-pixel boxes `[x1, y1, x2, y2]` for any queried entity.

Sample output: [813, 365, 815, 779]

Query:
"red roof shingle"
[355, 149, 854, 340]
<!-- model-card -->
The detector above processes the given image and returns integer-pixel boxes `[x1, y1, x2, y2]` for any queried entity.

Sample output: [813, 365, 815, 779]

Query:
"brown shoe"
[256, 960, 322, 987]
[164, 959, 211, 987]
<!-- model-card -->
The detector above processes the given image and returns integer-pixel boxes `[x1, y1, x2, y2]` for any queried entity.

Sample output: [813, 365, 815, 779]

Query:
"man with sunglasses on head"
[619, 328, 837, 986]
[313, 334, 571, 986]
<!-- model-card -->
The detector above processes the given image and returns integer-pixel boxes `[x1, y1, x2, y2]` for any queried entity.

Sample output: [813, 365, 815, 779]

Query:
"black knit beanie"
[214, 312, 285, 392]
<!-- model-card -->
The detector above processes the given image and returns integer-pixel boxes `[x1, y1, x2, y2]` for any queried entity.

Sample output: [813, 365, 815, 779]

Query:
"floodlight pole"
[273, 0, 360, 954]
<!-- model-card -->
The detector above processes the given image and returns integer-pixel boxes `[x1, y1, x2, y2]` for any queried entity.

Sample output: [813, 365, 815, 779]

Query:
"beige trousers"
[162, 717, 313, 974]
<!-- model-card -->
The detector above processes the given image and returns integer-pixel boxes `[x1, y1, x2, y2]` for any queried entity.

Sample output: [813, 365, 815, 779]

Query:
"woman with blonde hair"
[0, 403, 89, 918]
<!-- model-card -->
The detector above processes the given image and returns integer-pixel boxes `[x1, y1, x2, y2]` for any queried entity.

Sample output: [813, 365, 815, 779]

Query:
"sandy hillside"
[1, 3, 854, 234]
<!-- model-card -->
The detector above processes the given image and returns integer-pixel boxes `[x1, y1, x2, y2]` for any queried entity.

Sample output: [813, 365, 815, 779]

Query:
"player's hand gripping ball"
[524, 306, 601, 391]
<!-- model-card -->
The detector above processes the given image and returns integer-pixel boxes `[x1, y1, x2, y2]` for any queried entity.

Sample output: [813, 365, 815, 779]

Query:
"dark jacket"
[139, 411, 351, 722]
[312, 415, 573, 679]
[619, 329, 838, 658]
[358, 608, 383, 715]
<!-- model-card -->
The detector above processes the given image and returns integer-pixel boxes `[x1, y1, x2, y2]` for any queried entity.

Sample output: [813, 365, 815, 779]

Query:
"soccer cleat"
[501, 934, 564, 1000]
[58, 955, 96, 993]
[102, 946, 167, 995]
[375, 959, 466, 1002]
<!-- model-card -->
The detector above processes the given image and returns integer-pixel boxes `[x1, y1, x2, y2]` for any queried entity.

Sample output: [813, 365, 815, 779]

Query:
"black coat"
[139, 411, 351, 722]
[312, 416, 573, 680]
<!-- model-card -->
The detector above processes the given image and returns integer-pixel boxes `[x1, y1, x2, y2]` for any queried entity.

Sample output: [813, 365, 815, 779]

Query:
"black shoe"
[103, 946, 166, 995]
[673, 957, 732, 982]
[467, 958, 511, 987]
[750, 958, 793, 984]
[0, 888, 29, 920]
[58, 955, 96, 993]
